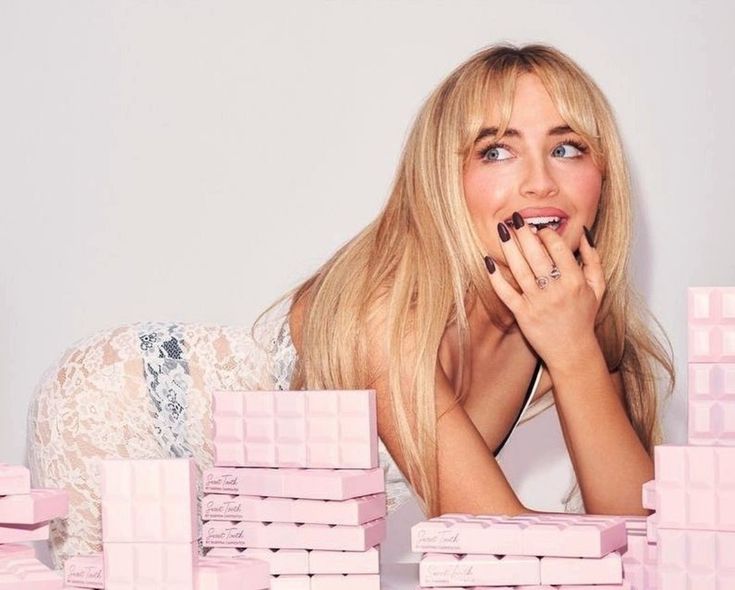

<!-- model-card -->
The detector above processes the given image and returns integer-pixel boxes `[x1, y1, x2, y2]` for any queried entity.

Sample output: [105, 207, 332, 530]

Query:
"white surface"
[1, 1, 734, 513]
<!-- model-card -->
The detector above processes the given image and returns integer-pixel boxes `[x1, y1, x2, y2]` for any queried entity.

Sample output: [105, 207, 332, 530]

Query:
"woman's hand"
[484, 212, 605, 371]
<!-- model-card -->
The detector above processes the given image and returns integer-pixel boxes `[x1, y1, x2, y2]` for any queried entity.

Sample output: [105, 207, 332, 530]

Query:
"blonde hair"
[254, 42, 675, 517]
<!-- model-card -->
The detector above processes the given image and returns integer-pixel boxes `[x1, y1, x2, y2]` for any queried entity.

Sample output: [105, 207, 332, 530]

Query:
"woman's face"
[463, 73, 603, 269]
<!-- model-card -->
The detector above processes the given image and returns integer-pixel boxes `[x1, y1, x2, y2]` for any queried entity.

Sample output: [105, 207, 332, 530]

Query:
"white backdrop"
[1, 0, 733, 526]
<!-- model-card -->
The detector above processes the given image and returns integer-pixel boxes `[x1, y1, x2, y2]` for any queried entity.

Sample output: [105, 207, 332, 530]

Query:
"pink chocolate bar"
[621, 529, 658, 590]
[688, 287, 735, 324]
[101, 457, 197, 543]
[419, 553, 540, 586]
[688, 363, 735, 445]
[104, 541, 197, 589]
[0, 489, 69, 525]
[202, 518, 385, 551]
[411, 513, 627, 558]
[657, 528, 735, 588]
[310, 574, 380, 589]
[646, 512, 658, 543]
[0, 543, 35, 560]
[197, 557, 270, 590]
[654, 444, 735, 531]
[0, 556, 63, 589]
[641, 480, 656, 510]
[203, 467, 385, 500]
[689, 325, 735, 362]
[205, 547, 380, 575]
[539, 552, 622, 585]
[202, 492, 386, 525]
[0, 521, 50, 543]
[270, 575, 310, 589]
[207, 548, 310, 574]
[213, 390, 378, 469]
[0, 463, 31, 496]
[64, 553, 103, 588]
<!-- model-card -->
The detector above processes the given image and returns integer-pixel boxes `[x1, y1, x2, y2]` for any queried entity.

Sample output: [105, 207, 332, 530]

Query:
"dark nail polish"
[583, 225, 595, 247]
[512, 211, 524, 229]
[497, 222, 511, 242]
[484, 256, 496, 274]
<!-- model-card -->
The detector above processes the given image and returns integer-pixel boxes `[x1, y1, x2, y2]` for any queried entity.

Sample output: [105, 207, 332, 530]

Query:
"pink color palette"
[657, 528, 735, 588]
[101, 457, 197, 543]
[202, 492, 386, 525]
[621, 528, 658, 590]
[63, 553, 103, 588]
[213, 390, 378, 469]
[688, 363, 735, 445]
[654, 444, 735, 531]
[0, 521, 50, 543]
[419, 553, 540, 586]
[0, 489, 68, 525]
[203, 467, 385, 500]
[411, 513, 627, 558]
[688, 287, 735, 325]
[197, 556, 270, 590]
[0, 463, 31, 496]
[0, 543, 35, 560]
[202, 518, 385, 551]
[641, 480, 656, 510]
[206, 546, 380, 574]
[103, 541, 197, 589]
[0, 556, 63, 589]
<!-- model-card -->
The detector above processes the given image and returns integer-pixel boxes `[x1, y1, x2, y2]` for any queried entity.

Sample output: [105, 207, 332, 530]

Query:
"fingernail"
[484, 256, 496, 274]
[583, 225, 595, 247]
[497, 222, 511, 242]
[512, 211, 524, 229]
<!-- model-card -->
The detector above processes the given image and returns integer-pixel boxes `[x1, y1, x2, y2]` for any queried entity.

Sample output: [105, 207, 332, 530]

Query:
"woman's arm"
[547, 335, 654, 516]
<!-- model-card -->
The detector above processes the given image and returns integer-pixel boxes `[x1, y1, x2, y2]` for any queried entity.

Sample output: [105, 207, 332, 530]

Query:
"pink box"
[0, 543, 35, 560]
[202, 517, 385, 551]
[203, 467, 385, 500]
[0, 463, 31, 496]
[0, 489, 69, 525]
[202, 492, 386, 525]
[688, 363, 735, 445]
[646, 513, 658, 544]
[641, 480, 656, 510]
[411, 513, 627, 558]
[207, 548, 309, 574]
[539, 552, 622, 585]
[270, 575, 310, 589]
[621, 529, 658, 590]
[213, 390, 378, 469]
[0, 556, 63, 589]
[63, 553, 104, 588]
[419, 553, 540, 587]
[654, 444, 735, 531]
[688, 325, 735, 362]
[101, 458, 197, 543]
[310, 574, 380, 589]
[197, 557, 270, 590]
[0, 521, 50, 543]
[657, 528, 735, 588]
[103, 541, 197, 589]
[688, 287, 735, 325]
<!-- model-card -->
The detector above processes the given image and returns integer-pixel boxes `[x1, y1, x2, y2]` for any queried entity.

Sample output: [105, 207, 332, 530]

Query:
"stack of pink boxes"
[71, 456, 269, 590]
[640, 286, 735, 588]
[0, 462, 68, 588]
[411, 512, 638, 589]
[202, 389, 387, 589]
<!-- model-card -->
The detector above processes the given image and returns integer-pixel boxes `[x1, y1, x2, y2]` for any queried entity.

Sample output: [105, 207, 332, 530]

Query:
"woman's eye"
[481, 144, 513, 162]
[553, 142, 585, 158]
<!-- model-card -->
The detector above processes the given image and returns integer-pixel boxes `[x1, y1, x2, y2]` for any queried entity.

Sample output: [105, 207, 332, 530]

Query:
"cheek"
[463, 168, 511, 226]
[572, 168, 603, 216]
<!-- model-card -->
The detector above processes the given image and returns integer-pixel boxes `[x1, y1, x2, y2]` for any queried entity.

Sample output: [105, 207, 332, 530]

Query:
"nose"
[519, 153, 559, 199]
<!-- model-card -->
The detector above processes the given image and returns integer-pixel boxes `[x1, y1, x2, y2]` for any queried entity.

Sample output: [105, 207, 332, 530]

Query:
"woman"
[28, 42, 674, 566]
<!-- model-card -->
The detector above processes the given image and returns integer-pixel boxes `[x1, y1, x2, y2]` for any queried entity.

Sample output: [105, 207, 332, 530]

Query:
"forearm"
[546, 337, 654, 516]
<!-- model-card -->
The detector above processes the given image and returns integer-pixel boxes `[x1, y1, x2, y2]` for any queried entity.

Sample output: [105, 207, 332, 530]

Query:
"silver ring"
[536, 275, 549, 289]
[549, 265, 561, 280]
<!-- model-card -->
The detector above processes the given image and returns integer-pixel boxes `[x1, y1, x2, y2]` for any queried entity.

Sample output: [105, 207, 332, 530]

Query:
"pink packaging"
[270, 575, 311, 590]
[213, 390, 378, 469]
[0, 521, 50, 543]
[688, 363, 735, 446]
[202, 517, 385, 551]
[654, 444, 735, 531]
[0, 489, 69, 525]
[310, 574, 380, 589]
[203, 467, 384, 500]
[419, 553, 540, 587]
[411, 513, 627, 558]
[101, 458, 197, 543]
[641, 480, 656, 510]
[688, 287, 735, 324]
[0, 463, 31, 496]
[539, 551, 622, 585]
[657, 528, 735, 588]
[63, 553, 104, 588]
[621, 530, 658, 590]
[202, 493, 386, 525]
[206, 548, 309, 574]
[0, 542, 36, 560]
[197, 556, 270, 590]
[0, 556, 63, 589]
[103, 541, 197, 589]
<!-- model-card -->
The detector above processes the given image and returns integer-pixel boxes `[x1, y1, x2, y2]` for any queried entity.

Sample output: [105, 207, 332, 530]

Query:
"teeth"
[524, 216, 561, 224]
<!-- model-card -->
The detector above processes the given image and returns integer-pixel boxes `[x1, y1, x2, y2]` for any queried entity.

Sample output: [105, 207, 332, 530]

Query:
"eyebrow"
[474, 124, 575, 144]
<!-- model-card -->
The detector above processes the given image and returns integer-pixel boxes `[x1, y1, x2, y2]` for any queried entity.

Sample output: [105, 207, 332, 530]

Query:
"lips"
[503, 207, 569, 226]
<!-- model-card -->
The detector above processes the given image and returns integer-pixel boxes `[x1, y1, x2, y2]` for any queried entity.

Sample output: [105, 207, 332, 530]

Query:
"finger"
[496, 222, 538, 295]
[506, 212, 555, 279]
[484, 255, 525, 313]
[578, 227, 606, 301]
[534, 224, 582, 279]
